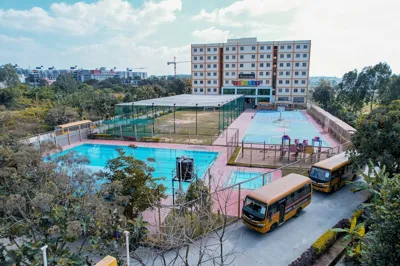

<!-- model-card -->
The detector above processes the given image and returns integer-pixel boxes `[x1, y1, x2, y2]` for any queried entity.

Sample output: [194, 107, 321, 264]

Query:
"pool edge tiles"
[49, 143, 220, 194]
[228, 170, 274, 190]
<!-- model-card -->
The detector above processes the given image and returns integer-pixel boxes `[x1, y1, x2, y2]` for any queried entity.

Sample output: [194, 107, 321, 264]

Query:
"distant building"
[191, 37, 311, 106]
[89, 69, 117, 81]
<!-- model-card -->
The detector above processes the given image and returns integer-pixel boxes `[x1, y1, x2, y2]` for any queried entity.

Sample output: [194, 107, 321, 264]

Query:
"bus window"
[268, 203, 277, 218]
[309, 167, 331, 182]
[243, 197, 267, 221]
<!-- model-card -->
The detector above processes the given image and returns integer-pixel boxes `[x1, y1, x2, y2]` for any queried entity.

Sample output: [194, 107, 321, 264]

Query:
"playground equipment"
[280, 135, 291, 160]
[312, 136, 323, 161]
[293, 139, 310, 160]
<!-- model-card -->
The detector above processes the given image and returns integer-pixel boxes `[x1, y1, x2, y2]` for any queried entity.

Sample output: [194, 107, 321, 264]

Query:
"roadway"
[140, 183, 368, 266]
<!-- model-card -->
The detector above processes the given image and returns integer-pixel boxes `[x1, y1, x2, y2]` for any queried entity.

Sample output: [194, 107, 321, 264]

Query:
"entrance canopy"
[117, 94, 243, 108]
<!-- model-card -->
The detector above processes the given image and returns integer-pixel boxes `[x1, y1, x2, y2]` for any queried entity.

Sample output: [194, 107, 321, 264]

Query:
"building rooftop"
[117, 94, 243, 107]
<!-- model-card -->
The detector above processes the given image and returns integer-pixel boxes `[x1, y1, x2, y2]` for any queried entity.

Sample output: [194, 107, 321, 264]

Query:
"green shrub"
[227, 147, 241, 165]
[140, 137, 161, 142]
[92, 133, 113, 140]
[312, 230, 337, 255]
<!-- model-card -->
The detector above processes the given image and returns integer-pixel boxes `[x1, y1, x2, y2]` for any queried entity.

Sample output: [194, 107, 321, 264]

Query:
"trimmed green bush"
[91, 133, 113, 140]
[140, 137, 161, 142]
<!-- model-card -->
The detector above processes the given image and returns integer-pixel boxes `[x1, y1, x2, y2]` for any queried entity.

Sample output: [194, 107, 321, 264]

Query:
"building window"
[267, 46, 271, 50]
[200, 56, 203, 60]
[213, 72, 217, 76]
[240, 55, 244, 59]
[251, 63, 255, 67]
[231, 72, 235, 75]
[267, 54, 271, 58]
[226, 47, 229, 51]
[279, 71, 283, 75]
[194, 48, 197, 52]
[232, 64, 236, 67]
[303, 62, 307, 67]
[226, 55, 229, 60]
[225, 72, 229, 76]
[194, 80, 198, 84]
[194, 56, 197, 60]
[194, 65, 198, 69]
[251, 55, 256, 59]
[240, 64, 244, 68]
[287, 45, 292, 49]
[200, 64, 203, 68]
[260, 72, 264, 76]
[207, 64, 211, 68]
[213, 64, 217, 68]
[207, 56, 211, 60]
[252, 46, 256, 50]
[200, 81, 203, 84]
[194, 88, 198, 92]
[285, 88, 290, 92]
[279, 80, 283, 84]
[286, 71, 290, 75]
[260, 80, 263, 84]
[266, 71, 270, 76]
[303, 54, 307, 58]
[232, 47, 236, 51]
[303, 45, 308, 49]
[278, 88, 283, 92]
[200, 48, 203, 52]
[240, 46, 244, 51]
[207, 88, 211, 92]
[266, 63, 271, 67]
[295, 71, 299, 75]
[285, 80, 290, 84]
[260, 54, 264, 59]
[301, 80, 306, 84]
[207, 80, 211, 84]
[225, 80, 228, 84]
[207, 48, 211, 52]
[225, 64, 229, 68]
[280, 45, 284, 49]
[207, 72, 211, 76]
[296, 54, 300, 58]
[214, 88, 217, 92]
[266, 80, 270, 84]
[294, 80, 299, 84]
[194, 72, 198, 76]
[200, 88, 203, 92]
[278, 96, 289, 101]
[213, 56, 217, 59]
[260, 46, 264, 50]
[295, 63, 299, 67]
[301, 88, 305, 93]
[280, 54, 284, 58]
[213, 80, 217, 84]
[296, 45, 300, 49]
[214, 48, 217, 51]
[232, 55, 236, 59]
[200, 72, 203, 76]
[260, 63, 264, 67]
[279, 63, 284, 67]
[294, 89, 298, 93]
[251, 72, 255, 74]
[302, 71, 306, 75]
[286, 63, 291, 67]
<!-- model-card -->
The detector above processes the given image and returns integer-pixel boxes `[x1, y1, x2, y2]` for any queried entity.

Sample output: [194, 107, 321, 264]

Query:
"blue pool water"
[229, 171, 273, 190]
[50, 144, 218, 194]
[243, 110, 329, 146]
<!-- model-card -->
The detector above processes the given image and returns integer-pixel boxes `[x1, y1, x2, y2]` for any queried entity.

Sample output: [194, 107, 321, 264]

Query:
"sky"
[0, 0, 399, 76]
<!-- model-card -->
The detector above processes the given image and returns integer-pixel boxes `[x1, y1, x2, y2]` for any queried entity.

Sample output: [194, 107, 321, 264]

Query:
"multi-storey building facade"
[191, 38, 311, 106]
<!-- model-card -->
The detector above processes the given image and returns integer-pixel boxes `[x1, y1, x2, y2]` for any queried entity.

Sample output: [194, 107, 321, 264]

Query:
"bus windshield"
[309, 167, 331, 182]
[243, 197, 267, 221]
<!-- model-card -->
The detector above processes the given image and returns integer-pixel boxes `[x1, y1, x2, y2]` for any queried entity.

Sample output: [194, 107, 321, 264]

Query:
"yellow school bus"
[308, 152, 356, 193]
[242, 174, 312, 233]
[55, 120, 92, 136]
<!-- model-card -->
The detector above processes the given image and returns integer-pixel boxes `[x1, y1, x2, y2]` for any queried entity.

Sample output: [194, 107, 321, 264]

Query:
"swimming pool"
[50, 144, 219, 194]
[229, 171, 273, 190]
[243, 110, 329, 146]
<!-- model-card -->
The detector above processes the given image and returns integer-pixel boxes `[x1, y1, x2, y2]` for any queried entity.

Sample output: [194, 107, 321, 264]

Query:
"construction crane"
[167, 57, 190, 78]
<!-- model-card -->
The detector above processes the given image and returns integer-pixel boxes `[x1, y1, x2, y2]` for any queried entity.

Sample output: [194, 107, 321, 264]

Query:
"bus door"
[278, 199, 286, 224]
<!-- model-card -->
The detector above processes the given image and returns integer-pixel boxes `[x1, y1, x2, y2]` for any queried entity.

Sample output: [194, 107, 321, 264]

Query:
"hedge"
[88, 133, 113, 140]
[289, 219, 350, 266]
[140, 137, 161, 142]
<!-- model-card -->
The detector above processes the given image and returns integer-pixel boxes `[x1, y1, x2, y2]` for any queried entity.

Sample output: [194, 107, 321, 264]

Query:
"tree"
[53, 73, 78, 93]
[357, 62, 392, 112]
[45, 106, 78, 126]
[379, 75, 400, 105]
[312, 79, 335, 109]
[337, 69, 364, 112]
[349, 100, 400, 177]
[0, 64, 20, 87]
[105, 148, 167, 219]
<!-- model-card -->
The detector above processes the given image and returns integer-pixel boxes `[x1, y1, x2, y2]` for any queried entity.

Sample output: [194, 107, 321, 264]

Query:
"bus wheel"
[352, 174, 357, 181]
[269, 223, 277, 232]
[295, 208, 302, 217]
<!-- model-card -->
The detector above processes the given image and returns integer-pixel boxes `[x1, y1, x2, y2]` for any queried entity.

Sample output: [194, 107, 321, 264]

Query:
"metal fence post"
[263, 141, 266, 160]
[79, 129, 82, 142]
[238, 184, 241, 218]
[250, 143, 253, 166]
[241, 141, 244, 158]
[124, 231, 130, 265]
[41, 245, 48, 266]
[120, 125, 123, 140]
[67, 132, 71, 145]
[262, 174, 265, 186]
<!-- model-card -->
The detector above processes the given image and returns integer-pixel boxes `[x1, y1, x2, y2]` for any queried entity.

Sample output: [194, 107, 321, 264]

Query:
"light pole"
[195, 103, 198, 135]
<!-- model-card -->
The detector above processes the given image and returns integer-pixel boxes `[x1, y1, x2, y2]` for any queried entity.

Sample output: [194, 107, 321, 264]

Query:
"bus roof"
[56, 120, 92, 128]
[312, 152, 349, 171]
[248, 174, 311, 204]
